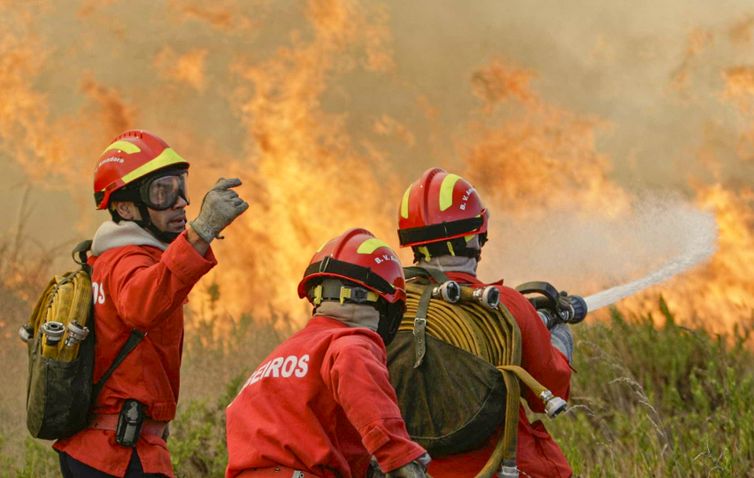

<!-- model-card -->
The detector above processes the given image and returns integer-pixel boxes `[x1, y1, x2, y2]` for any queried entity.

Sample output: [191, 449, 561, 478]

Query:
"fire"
[462, 60, 753, 335]
[154, 48, 209, 92]
[614, 185, 754, 333]
[200, 0, 402, 324]
[0, 0, 752, 336]
[463, 61, 631, 220]
[0, 3, 60, 184]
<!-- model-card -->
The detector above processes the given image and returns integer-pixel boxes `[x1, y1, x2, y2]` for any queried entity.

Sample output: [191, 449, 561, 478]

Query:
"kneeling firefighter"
[387, 168, 575, 478]
[225, 228, 431, 478]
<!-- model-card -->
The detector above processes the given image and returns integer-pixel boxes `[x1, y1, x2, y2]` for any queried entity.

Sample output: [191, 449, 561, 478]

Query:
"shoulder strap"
[412, 285, 434, 368]
[404, 266, 449, 283]
[92, 329, 145, 399]
[74, 239, 144, 401]
[72, 240, 93, 274]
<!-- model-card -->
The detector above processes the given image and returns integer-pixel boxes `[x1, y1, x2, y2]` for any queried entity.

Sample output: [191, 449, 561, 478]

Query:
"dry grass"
[1, 230, 753, 477]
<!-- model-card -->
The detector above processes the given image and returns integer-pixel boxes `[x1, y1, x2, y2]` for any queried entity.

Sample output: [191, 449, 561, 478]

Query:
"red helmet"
[397, 168, 488, 248]
[93, 130, 189, 209]
[298, 228, 406, 305]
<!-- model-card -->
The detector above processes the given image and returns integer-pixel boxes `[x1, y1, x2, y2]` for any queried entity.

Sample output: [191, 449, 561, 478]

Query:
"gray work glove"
[369, 453, 431, 478]
[550, 323, 574, 363]
[386, 461, 428, 478]
[189, 178, 249, 243]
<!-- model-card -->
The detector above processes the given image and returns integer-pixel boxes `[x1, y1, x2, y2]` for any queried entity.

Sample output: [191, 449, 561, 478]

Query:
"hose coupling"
[497, 460, 519, 477]
[18, 324, 33, 343]
[540, 390, 567, 418]
[42, 321, 65, 346]
[64, 320, 90, 347]
[460, 285, 500, 309]
[432, 281, 461, 303]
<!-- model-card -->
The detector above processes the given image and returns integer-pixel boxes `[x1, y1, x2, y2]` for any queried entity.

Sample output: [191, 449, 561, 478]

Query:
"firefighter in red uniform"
[226, 228, 431, 478]
[54, 130, 248, 477]
[394, 168, 574, 478]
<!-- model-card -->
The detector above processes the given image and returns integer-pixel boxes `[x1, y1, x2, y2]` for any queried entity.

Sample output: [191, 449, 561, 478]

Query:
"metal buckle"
[349, 287, 369, 303]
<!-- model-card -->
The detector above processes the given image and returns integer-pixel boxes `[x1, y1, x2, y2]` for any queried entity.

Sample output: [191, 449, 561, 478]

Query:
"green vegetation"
[2, 269, 753, 478]
[549, 299, 754, 478]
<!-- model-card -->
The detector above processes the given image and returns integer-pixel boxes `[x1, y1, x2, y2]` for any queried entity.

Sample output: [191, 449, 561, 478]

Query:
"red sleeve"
[109, 231, 217, 330]
[500, 287, 571, 412]
[324, 333, 426, 472]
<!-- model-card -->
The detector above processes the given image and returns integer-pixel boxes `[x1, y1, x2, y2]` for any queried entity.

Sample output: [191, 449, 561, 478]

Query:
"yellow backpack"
[20, 241, 95, 439]
[21, 240, 143, 439]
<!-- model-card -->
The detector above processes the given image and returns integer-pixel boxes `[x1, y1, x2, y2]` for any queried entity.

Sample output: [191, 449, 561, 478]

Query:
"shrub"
[549, 299, 754, 477]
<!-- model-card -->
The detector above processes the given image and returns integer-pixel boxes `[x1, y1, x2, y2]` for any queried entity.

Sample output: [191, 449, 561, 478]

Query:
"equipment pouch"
[115, 400, 144, 447]
[388, 332, 506, 455]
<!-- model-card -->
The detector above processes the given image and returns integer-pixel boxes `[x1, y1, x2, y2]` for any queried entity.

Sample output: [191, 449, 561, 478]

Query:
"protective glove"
[550, 322, 574, 363]
[386, 461, 428, 478]
[369, 453, 431, 478]
[189, 178, 249, 243]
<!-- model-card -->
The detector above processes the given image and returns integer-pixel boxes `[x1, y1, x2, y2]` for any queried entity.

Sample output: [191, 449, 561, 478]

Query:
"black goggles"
[137, 171, 189, 210]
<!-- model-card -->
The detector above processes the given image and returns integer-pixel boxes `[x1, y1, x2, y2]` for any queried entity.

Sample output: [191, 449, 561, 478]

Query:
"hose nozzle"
[516, 281, 588, 329]
[563, 294, 587, 325]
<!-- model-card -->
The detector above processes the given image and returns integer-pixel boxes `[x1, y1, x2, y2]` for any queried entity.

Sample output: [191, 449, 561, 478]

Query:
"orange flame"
[198, 0, 402, 324]
[0, 1, 752, 336]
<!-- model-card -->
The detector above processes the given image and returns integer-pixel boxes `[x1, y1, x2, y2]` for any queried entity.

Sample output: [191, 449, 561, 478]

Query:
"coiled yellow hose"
[400, 282, 552, 478]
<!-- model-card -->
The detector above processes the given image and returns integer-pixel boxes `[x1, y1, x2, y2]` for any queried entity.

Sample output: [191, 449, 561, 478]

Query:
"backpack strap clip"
[412, 286, 434, 368]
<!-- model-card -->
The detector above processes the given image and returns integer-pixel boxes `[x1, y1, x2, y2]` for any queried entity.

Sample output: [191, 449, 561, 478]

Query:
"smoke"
[0, 0, 753, 326]
[479, 193, 718, 294]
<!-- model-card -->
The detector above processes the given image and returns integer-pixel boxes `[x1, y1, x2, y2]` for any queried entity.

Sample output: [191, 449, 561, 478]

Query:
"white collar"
[91, 220, 169, 256]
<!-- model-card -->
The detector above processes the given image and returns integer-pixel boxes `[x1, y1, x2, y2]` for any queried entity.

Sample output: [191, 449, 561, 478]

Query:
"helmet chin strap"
[135, 203, 181, 244]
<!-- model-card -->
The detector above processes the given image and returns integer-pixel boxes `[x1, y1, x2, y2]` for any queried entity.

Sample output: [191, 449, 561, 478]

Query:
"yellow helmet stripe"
[439, 174, 461, 211]
[357, 238, 393, 255]
[120, 148, 187, 185]
[400, 185, 412, 219]
[102, 140, 141, 155]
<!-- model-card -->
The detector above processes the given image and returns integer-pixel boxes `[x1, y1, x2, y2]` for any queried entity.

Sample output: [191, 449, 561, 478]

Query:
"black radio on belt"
[115, 399, 145, 447]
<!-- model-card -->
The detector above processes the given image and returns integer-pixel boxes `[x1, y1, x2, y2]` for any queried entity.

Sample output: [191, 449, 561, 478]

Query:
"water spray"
[583, 209, 718, 313]
[512, 201, 718, 319]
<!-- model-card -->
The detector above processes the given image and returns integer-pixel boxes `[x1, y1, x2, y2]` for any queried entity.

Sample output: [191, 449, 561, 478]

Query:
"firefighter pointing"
[225, 228, 430, 478]
[54, 130, 248, 477]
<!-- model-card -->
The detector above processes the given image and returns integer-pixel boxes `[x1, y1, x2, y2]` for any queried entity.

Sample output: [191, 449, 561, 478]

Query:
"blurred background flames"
[0, 0, 752, 336]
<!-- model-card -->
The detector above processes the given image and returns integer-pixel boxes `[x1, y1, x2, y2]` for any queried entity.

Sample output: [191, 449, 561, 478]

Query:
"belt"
[237, 466, 314, 478]
[89, 414, 169, 439]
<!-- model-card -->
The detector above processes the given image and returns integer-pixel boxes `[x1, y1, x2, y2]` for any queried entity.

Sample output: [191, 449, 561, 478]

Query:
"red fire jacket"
[225, 316, 427, 478]
[426, 272, 573, 478]
[54, 230, 216, 477]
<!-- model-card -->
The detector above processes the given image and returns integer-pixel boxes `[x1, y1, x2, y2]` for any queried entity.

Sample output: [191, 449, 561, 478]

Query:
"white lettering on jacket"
[244, 354, 310, 388]
[92, 281, 106, 305]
